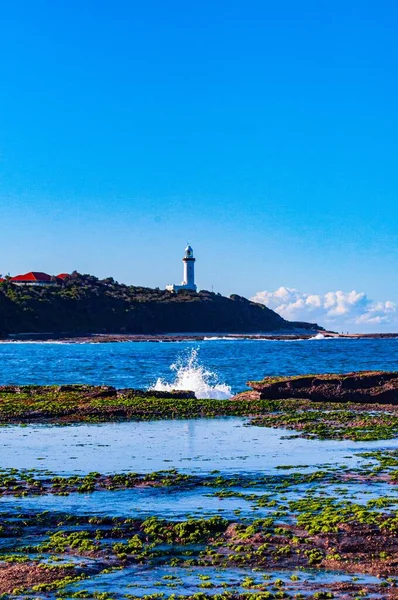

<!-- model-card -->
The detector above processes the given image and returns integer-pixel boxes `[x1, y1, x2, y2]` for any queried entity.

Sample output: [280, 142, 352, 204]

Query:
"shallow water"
[2, 479, 397, 521]
[1, 417, 397, 475]
[0, 487, 269, 519]
[0, 417, 395, 596]
[65, 564, 381, 597]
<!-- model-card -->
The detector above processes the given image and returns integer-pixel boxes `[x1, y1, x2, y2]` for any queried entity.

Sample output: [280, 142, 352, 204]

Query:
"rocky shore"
[3, 332, 398, 343]
[1, 375, 398, 597]
[3, 332, 323, 343]
[1, 377, 398, 436]
[240, 371, 398, 404]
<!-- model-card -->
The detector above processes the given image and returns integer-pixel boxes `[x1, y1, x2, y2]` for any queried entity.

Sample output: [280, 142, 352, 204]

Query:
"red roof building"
[56, 273, 70, 280]
[10, 272, 57, 285]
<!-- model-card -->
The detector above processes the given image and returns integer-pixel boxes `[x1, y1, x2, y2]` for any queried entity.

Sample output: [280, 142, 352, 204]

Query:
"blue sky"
[0, 1, 397, 331]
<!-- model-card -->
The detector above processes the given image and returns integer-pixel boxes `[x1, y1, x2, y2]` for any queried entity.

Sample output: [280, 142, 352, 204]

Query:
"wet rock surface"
[0, 562, 76, 593]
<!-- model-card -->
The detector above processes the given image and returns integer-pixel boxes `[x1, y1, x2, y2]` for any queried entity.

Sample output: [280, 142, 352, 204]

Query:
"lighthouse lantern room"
[166, 244, 197, 292]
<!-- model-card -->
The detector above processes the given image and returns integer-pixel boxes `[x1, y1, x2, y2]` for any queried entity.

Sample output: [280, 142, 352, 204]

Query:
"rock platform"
[238, 371, 398, 404]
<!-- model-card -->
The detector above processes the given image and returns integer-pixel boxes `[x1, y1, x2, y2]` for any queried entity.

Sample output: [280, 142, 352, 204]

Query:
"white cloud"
[251, 287, 397, 332]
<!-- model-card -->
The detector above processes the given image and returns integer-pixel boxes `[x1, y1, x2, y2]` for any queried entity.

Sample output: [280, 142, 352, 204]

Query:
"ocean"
[0, 336, 397, 396]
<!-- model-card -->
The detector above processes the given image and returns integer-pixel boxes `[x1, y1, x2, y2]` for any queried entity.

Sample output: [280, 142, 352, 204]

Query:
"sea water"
[0, 337, 397, 395]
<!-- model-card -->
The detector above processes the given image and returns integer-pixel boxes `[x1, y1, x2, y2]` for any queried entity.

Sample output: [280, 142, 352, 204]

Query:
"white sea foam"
[150, 348, 232, 399]
[308, 333, 348, 340]
[281, 333, 337, 342]
[0, 340, 71, 344]
[204, 334, 336, 342]
[203, 336, 239, 341]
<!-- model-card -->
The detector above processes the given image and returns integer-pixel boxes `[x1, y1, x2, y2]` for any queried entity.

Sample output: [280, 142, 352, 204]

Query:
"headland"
[0, 272, 323, 337]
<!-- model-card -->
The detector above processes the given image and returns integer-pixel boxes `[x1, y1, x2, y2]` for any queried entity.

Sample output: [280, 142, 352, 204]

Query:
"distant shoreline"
[2, 331, 397, 343]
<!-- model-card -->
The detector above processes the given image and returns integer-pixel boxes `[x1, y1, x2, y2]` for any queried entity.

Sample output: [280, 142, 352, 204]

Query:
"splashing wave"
[150, 348, 232, 399]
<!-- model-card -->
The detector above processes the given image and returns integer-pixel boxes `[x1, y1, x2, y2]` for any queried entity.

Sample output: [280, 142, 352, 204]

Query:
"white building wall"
[183, 260, 195, 286]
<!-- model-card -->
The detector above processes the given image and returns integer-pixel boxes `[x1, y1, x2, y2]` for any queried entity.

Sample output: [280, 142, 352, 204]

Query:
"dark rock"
[232, 390, 261, 401]
[85, 386, 118, 399]
[57, 385, 117, 398]
[57, 384, 94, 392]
[18, 386, 56, 395]
[0, 384, 196, 400]
[246, 371, 398, 404]
[118, 389, 196, 400]
[0, 386, 22, 394]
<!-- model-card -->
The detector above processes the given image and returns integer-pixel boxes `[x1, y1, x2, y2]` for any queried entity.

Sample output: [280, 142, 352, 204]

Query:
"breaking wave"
[203, 336, 238, 341]
[281, 333, 338, 342]
[150, 348, 232, 399]
[203, 334, 337, 342]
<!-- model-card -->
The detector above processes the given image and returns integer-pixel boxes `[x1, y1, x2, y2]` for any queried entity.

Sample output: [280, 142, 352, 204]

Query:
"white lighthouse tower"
[166, 244, 197, 292]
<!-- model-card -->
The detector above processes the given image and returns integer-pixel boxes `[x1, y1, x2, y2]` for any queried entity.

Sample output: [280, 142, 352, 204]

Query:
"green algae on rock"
[2, 383, 398, 442]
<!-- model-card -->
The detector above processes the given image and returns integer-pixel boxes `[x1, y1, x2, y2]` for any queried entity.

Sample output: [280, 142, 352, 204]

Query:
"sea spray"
[150, 347, 232, 399]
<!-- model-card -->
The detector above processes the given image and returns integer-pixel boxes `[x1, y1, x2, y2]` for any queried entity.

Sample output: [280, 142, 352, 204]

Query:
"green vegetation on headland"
[0, 272, 321, 335]
[1, 384, 398, 441]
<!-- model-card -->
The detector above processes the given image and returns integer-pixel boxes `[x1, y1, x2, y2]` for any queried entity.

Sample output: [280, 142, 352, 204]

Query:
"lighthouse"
[166, 244, 197, 292]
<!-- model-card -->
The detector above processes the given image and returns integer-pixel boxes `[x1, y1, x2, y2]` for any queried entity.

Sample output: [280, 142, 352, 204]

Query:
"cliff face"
[0, 273, 322, 335]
